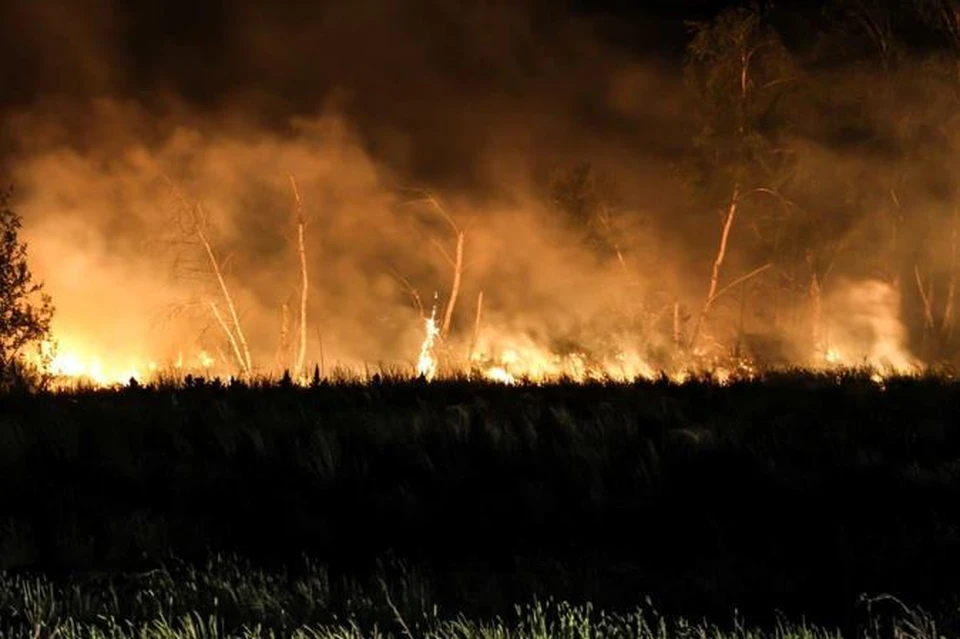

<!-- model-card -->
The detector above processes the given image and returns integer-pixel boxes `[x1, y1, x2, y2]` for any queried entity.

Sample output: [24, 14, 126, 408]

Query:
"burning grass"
[29, 317, 923, 391]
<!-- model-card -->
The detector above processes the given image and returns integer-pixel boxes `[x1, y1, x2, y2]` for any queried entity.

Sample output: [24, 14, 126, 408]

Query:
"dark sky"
[0, 0, 839, 189]
[0, 0, 827, 109]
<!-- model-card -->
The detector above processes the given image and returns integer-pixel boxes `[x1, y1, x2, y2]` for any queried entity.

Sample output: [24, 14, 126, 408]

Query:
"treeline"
[558, 1, 960, 367]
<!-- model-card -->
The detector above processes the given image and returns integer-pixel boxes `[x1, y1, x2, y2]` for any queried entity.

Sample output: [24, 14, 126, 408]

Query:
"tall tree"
[685, 6, 794, 354]
[910, 0, 960, 360]
[0, 188, 54, 386]
[288, 174, 310, 380]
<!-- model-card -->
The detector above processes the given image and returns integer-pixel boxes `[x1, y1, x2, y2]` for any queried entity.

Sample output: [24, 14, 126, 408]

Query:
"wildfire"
[32, 336, 220, 388]
[485, 366, 516, 384]
[818, 343, 918, 377]
[416, 304, 440, 381]
[39, 339, 152, 386]
[471, 336, 662, 385]
[16, 280, 925, 390]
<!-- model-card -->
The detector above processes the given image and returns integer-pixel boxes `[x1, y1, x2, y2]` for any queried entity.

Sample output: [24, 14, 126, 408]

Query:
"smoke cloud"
[0, 0, 940, 380]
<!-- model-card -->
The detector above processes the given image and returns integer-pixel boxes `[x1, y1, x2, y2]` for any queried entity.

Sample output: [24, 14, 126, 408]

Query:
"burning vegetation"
[4, 1, 960, 389]
[7, 7, 960, 635]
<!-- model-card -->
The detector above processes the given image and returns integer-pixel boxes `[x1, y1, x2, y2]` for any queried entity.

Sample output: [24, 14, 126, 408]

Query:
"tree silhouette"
[685, 5, 793, 354]
[0, 188, 53, 386]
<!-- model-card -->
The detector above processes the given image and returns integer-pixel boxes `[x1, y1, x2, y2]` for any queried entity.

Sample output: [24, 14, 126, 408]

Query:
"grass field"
[0, 371, 958, 637]
[0, 560, 937, 638]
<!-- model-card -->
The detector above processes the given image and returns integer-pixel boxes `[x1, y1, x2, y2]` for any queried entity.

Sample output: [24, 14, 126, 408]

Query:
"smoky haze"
[0, 0, 939, 378]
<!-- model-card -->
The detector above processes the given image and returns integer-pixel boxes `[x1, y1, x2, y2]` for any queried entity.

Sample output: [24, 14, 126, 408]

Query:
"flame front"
[32, 336, 222, 389]
[27, 286, 923, 389]
[40, 339, 150, 386]
[9, 4, 960, 393]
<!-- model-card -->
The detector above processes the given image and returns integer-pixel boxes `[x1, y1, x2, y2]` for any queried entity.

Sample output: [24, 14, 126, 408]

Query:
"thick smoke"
[0, 0, 937, 379]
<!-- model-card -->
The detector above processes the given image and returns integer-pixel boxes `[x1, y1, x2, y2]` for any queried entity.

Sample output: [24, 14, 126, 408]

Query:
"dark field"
[0, 372, 958, 637]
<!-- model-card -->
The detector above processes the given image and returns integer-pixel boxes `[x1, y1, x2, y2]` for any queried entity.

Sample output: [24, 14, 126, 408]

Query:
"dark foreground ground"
[0, 371, 958, 636]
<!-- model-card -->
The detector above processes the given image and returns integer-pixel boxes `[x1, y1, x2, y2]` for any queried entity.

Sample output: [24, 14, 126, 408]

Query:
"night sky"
[0, 0, 850, 188]
[0, 0, 836, 108]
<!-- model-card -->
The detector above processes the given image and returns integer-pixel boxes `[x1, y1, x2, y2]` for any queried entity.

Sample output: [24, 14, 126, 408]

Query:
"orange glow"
[33, 336, 222, 388]
[416, 305, 440, 381]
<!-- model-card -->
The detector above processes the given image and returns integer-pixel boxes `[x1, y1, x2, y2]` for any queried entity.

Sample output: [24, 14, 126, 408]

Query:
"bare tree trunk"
[289, 175, 309, 378]
[915, 264, 936, 332]
[164, 181, 252, 376]
[809, 271, 823, 361]
[210, 301, 247, 374]
[277, 302, 290, 371]
[942, 209, 958, 342]
[690, 182, 740, 352]
[687, 31, 751, 354]
[672, 300, 682, 351]
[440, 231, 465, 340]
[198, 222, 252, 375]
[468, 290, 484, 362]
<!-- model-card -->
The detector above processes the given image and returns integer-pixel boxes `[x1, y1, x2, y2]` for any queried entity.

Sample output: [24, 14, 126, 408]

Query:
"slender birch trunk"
[165, 180, 252, 376]
[915, 264, 936, 332]
[468, 290, 484, 362]
[942, 209, 958, 343]
[690, 182, 740, 351]
[809, 271, 823, 361]
[440, 230, 465, 340]
[277, 302, 290, 370]
[289, 175, 309, 377]
[197, 219, 252, 375]
[210, 301, 247, 374]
